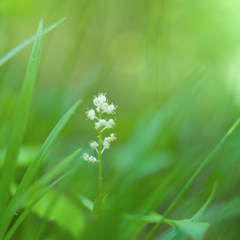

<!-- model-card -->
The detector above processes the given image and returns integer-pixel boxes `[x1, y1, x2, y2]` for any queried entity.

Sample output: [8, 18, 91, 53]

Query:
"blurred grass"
[1, 0, 240, 239]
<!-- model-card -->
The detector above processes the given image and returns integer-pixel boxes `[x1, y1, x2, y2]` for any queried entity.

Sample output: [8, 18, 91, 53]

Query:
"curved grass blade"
[10, 99, 81, 204]
[171, 181, 218, 240]
[30, 148, 81, 192]
[3, 171, 72, 240]
[0, 149, 80, 238]
[144, 118, 240, 240]
[0, 99, 81, 238]
[191, 182, 218, 221]
[0, 20, 43, 216]
[0, 18, 65, 67]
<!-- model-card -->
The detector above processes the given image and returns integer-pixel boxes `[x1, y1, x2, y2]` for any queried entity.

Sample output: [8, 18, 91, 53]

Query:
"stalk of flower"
[82, 93, 117, 195]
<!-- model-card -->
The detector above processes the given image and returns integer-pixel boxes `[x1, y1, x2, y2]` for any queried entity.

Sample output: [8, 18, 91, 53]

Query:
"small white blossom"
[90, 141, 98, 148]
[102, 102, 109, 111]
[105, 104, 116, 114]
[110, 133, 117, 141]
[105, 119, 115, 129]
[98, 93, 106, 103]
[89, 156, 97, 163]
[93, 97, 103, 107]
[103, 141, 110, 149]
[82, 153, 89, 161]
[104, 137, 112, 143]
[95, 122, 101, 129]
[86, 109, 95, 120]
[95, 119, 107, 129]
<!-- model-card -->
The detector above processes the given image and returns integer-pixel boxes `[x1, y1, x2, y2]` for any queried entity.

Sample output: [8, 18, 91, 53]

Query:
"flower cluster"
[82, 93, 117, 163]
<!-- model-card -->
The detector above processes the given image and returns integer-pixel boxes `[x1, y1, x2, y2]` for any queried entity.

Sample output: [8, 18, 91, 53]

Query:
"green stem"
[98, 110, 103, 195]
[144, 118, 240, 240]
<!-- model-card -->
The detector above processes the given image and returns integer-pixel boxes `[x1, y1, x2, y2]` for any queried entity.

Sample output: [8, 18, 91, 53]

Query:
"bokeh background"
[1, 0, 240, 239]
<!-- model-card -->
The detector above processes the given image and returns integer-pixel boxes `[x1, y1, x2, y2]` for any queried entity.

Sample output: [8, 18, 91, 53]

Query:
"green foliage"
[0, 20, 43, 217]
[1, 1, 240, 240]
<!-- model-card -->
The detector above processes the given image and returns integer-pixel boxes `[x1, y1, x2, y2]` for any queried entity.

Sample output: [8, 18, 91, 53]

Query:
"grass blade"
[0, 99, 81, 238]
[144, 118, 240, 240]
[0, 20, 43, 215]
[29, 148, 81, 192]
[3, 171, 72, 240]
[0, 18, 65, 67]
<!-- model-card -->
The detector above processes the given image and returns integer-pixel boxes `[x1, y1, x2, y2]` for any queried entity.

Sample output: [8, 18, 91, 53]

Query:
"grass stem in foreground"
[144, 118, 240, 240]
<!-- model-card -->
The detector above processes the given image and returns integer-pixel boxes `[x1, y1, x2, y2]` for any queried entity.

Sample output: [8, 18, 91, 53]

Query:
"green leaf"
[123, 213, 208, 240]
[3, 171, 72, 240]
[92, 193, 109, 216]
[171, 182, 217, 240]
[78, 194, 94, 211]
[171, 220, 209, 240]
[29, 148, 81, 192]
[0, 20, 43, 217]
[0, 99, 81, 237]
[191, 182, 218, 221]
[0, 18, 65, 67]
[0, 145, 41, 167]
[31, 188, 85, 238]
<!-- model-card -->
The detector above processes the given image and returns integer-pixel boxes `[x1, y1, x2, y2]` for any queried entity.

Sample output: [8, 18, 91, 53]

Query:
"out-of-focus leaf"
[78, 194, 94, 211]
[0, 145, 41, 167]
[4, 171, 72, 240]
[32, 189, 85, 238]
[171, 182, 217, 240]
[92, 193, 109, 216]
[123, 213, 208, 240]
[0, 21, 43, 230]
[0, 18, 65, 66]
[1, 99, 81, 236]
[172, 220, 209, 240]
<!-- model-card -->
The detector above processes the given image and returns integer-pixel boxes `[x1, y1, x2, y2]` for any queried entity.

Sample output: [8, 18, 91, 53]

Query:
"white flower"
[103, 141, 110, 149]
[95, 122, 101, 129]
[110, 133, 117, 141]
[105, 104, 116, 114]
[86, 109, 95, 120]
[82, 153, 89, 161]
[104, 137, 112, 143]
[89, 156, 97, 163]
[98, 93, 106, 102]
[95, 119, 107, 129]
[93, 97, 103, 107]
[102, 102, 109, 111]
[105, 119, 115, 129]
[90, 141, 98, 148]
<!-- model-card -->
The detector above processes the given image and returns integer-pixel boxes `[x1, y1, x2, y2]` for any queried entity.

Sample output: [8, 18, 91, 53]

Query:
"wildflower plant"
[83, 93, 117, 194]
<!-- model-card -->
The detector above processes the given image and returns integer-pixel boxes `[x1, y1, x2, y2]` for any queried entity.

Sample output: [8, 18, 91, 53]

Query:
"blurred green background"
[1, 0, 240, 239]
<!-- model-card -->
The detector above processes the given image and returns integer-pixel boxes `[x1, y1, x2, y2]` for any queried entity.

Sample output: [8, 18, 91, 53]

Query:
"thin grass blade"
[0, 99, 81, 238]
[0, 18, 65, 67]
[0, 20, 43, 216]
[3, 171, 72, 240]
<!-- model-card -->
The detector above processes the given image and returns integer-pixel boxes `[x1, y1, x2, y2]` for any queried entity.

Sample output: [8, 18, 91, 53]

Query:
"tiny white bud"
[86, 109, 95, 120]
[110, 133, 117, 141]
[93, 97, 103, 107]
[106, 119, 115, 129]
[105, 104, 116, 114]
[104, 137, 112, 143]
[89, 156, 97, 163]
[102, 102, 109, 111]
[90, 141, 98, 148]
[103, 141, 110, 149]
[98, 93, 107, 102]
[82, 153, 89, 161]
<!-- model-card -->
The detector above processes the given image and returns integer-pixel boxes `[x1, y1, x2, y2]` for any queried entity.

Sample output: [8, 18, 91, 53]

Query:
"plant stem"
[98, 110, 103, 195]
[144, 118, 240, 240]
